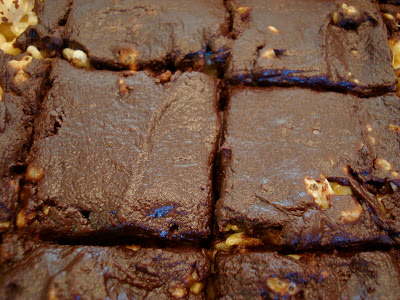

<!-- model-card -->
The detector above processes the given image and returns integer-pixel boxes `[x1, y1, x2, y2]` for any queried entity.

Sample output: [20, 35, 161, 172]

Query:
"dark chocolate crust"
[63, 0, 229, 70]
[22, 60, 220, 242]
[216, 87, 400, 250]
[226, 0, 397, 96]
[215, 250, 400, 299]
[0, 241, 209, 299]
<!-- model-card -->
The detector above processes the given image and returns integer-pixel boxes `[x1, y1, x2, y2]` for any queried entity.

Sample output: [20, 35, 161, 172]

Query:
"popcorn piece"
[171, 286, 187, 299]
[117, 48, 139, 71]
[262, 48, 276, 59]
[0, 0, 38, 54]
[62, 48, 90, 69]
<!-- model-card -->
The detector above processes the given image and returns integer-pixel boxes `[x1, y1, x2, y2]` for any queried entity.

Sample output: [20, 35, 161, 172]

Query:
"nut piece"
[0, 222, 11, 229]
[223, 223, 241, 232]
[389, 39, 400, 69]
[262, 48, 276, 59]
[329, 182, 352, 195]
[237, 6, 252, 21]
[383, 13, 395, 21]
[266, 277, 300, 296]
[287, 254, 301, 260]
[388, 124, 400, 134]
[42, 205, 50, 216]
[26, 165, 45, 183]
[340, 198, 363, 223]
[267, 26, 280, 34]
[62, 48, 90, 69]
[159, 70, 172, 83]
[374, 158, 392, 171]
[341, 3, 357, 15]
[171, 286, 187, 299]
[225, 232, 263, 247]
[117, 79, 128, 95]
[0, 86, 3, 100]
[304, 177, 334, 209]
[27, 45, 43, 60]
[117, 48, 139, 71]
[190, 282, 204, 294]
[16, 210, 35, 228]
[126, 244, 141, 251]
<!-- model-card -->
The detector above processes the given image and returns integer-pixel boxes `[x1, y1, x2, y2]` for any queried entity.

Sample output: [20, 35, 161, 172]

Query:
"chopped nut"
[384, 13, 395, 21]
[171, 286, 187, 299]
[267, 26, 279, 34]
[0, 221, 11, 229]
[341, 3, 357, 15]
[47, 287, 59, 300]
[215, 241, 231, 251]
[266, 277, 300, 296]
[377, 196, 391, 218]
[0, 86, 3, 101]
[262, 48, 276, 59]
[304, 177, 334, 209]
[237, 6, 252, 21]
[353, 79, 360, 84]
[369, 136, 376, 145]
[26, 165, 45, 183]
[332, 12, 339, 24]
[350, 49, 358, 55]
[329, 182, 352, 195]
[126, 244, 141, 251]
[312, 129, 321, 135]
[190, 282, 204, 294]
[8, 56, 32, 70]
[117, 79, 128, 95]
[16, 210, 35, 228]
[340, 198, 363, 223]
[225, 232, 263, 247]
[159, 70, 172, 83]
[27, 45, 43, 59]
[375, 158, 392, 171]
[389, 39, 400, 69]
[391, 182, 398, 192]
[42, 205, 50, 216]
[366, 124, 373, 132]
[223, 223, 241, 232]
[388, 124, 400, 134]
[117, 48, 139, 71]
[287, 254, 301, 260]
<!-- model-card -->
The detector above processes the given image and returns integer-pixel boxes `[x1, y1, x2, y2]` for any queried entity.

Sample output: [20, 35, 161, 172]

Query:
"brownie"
[226, 0, 396, 96]
[62, 0, 230, 70]
[215, 87, 400, 250]
[0, 241, 209, 299]
[20, 59, 220, 242]
[15, 0, 73, 55]
[215, 250, 400, 299]
[0, 50, 50, 233]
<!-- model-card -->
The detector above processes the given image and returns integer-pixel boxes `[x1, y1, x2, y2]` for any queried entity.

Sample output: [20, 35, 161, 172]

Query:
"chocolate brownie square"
[0, 50, 49, 233]
[215, 250, 400, 299]
[215, 87, 400, 250]
[63, 0, 230, 71]
[0, 241, 209, 299]
[226, 0, 396, 96]
[21, 60, 220, 242]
